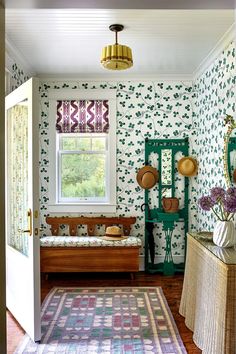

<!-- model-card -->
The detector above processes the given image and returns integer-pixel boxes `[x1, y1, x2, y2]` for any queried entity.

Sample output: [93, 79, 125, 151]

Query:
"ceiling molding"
[4, 0, 236, 9]
[37, 74, 193, 82]
[193, 22, 235, 81]
[5, 36, 36, 76]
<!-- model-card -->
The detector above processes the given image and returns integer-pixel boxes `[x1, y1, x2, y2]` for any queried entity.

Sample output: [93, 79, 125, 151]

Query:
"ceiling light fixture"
[101, 24, 133, 70]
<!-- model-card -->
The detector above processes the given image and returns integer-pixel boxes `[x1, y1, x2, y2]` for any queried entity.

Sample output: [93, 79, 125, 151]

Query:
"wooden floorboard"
[7, 272, 201, 353]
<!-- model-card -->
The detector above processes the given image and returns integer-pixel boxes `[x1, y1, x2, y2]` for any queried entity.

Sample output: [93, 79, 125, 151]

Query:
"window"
[48, 89, 116, 213]
[58, 133, 107, 202]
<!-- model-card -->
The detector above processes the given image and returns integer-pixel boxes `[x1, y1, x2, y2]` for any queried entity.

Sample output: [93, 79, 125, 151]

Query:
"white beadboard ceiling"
[5, 9, 235, 78]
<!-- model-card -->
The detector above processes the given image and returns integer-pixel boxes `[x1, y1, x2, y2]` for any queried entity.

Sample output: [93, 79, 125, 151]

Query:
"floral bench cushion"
[40, 236, 142, 248]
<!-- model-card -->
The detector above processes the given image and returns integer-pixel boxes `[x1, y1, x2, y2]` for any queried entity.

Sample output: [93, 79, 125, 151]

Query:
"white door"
[5, 78, 41, 342]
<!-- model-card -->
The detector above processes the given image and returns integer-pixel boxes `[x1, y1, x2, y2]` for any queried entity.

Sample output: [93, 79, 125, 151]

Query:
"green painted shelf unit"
[144, 138, 189, 275]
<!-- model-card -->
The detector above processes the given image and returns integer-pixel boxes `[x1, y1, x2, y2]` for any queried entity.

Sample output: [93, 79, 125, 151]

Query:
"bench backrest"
[46, 216, 136, 236]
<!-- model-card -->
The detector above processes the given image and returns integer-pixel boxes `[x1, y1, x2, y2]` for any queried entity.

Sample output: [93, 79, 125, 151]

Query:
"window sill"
[47, 203, 116, 214]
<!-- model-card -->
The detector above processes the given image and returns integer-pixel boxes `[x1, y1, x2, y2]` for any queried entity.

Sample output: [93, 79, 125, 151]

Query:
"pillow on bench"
[40, 236, 142, 248]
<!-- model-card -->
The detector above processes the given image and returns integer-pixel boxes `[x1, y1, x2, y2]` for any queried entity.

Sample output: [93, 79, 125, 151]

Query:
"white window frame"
[48, 89, 116, 213]
[58, 132, 108, 203]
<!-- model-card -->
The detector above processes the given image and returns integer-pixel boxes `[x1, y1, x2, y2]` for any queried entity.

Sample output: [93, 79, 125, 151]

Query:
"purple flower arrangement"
[198, 187, 236, 221]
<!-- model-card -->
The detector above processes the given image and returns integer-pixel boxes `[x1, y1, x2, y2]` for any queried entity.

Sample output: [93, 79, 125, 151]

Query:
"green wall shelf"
[144, 138, 189, 276]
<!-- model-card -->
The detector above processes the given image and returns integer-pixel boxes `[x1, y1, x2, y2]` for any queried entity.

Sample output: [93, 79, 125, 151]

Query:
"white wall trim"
[193, 22, 235, 81]
[138, 255, 184, 271]
[4, 0, 236, 9]
[48, 204, 117, 213]
[5, 69, 11, 95]
[38, 74, 194, 82]
[5, 36, 36, 77]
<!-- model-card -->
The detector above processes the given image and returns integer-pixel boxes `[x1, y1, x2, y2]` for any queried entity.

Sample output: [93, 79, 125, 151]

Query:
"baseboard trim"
[139, 255, 184, 271]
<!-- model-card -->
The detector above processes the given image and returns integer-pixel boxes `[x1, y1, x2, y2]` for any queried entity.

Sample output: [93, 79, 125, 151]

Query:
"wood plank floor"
[7, 272, 201, 353]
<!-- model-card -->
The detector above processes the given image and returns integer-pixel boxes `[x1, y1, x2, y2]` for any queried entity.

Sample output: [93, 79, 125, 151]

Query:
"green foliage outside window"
[60, 135, 106, 199]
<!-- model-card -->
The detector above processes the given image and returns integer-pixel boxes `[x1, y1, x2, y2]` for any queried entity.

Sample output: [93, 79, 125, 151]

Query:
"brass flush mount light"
[101, 24, 133, 70]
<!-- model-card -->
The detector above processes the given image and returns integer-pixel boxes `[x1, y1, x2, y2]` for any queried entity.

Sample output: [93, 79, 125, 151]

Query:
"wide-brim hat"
[101, 226, 127, 241]
[177, 157, 198, 177]
[136, 165, 159, 189]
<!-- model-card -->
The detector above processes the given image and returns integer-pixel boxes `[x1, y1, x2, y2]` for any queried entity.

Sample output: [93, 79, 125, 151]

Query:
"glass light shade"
[101, 44, 133, 70]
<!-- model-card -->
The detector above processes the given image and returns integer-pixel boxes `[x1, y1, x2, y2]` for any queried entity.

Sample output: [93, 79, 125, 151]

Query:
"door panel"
[5, 78, 41, 342]
[7, 99, 29, 255]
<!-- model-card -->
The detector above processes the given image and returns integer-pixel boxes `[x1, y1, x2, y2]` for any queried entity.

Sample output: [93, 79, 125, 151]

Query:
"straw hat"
[136, 165, 159, 189]
[177, 157, 198, 177]
[101, 226, 127, 241]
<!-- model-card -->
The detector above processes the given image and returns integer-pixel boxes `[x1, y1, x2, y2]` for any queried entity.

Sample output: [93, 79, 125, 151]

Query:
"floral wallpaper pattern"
[194, 40, 236, 231]
[7, 104, 29, 256]
[9, 38, 235, 263]
[11, 63, 29, 92]
[39, 80, 197, 261]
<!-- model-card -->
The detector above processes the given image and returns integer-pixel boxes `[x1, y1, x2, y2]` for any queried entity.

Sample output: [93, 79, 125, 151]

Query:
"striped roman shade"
[56, 100, 109, 133]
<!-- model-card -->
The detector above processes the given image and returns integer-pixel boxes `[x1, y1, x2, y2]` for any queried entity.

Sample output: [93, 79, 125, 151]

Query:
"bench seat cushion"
[40, 236, 141, 248]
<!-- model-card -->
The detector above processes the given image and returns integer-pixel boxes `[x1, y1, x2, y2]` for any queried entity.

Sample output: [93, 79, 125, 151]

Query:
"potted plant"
[198, 187, 236, 247]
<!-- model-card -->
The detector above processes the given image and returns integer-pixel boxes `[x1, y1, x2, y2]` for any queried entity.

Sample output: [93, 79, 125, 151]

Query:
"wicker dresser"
[179, 233, 236, 354]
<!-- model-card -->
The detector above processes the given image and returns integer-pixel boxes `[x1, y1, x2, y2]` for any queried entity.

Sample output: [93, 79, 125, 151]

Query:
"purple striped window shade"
[56, 100, 109, 133]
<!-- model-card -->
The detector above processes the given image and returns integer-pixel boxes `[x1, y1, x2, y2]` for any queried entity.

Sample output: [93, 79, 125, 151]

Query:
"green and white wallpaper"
[8, 38, 236, 263]
[194, 40, 236, 231]
[39, 80, 197, 261]
[10, 62, 29, 91]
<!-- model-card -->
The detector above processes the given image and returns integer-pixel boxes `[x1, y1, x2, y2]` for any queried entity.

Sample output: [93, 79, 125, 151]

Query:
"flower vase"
[213, 220, 236, 248]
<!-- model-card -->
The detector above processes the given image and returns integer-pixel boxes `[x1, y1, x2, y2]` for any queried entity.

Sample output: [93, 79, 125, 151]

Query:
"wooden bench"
[40, 216, 141, 278]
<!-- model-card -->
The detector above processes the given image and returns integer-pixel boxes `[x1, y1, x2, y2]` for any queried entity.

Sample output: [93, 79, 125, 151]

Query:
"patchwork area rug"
[15, 287, 186, 354]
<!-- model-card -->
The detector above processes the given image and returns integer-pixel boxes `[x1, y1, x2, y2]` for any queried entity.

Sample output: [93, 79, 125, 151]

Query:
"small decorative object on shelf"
[198, 186, 236, 248]
[213, 221, 235, 248]
[162, 197, 179, 213]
